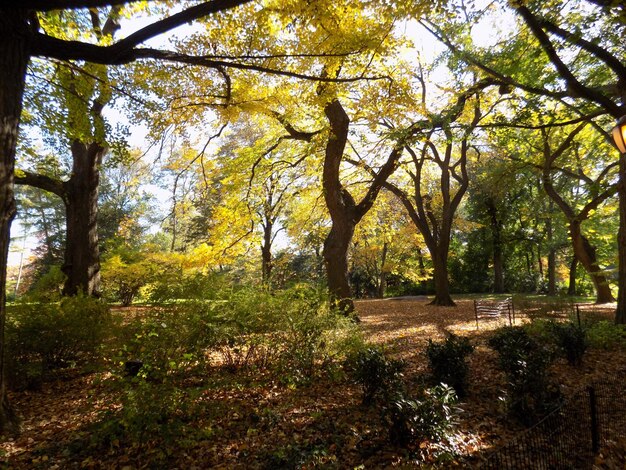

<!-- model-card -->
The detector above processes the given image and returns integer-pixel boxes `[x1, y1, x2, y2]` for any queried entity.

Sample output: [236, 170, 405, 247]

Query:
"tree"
[0, 0, 289, 433]
[381, 76, 493, 305]
[424, 0, 626, 318]
[539, 123, 617, 302]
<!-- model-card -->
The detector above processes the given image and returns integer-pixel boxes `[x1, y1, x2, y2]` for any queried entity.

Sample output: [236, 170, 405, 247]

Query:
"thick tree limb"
[31, 0, 251, 62]
[20, 0, 143, 10]
[515, 5, 622, 116]
[420, 20, 569, 101]
[533, 14, 626, 80]
[14, 170, 67, 203]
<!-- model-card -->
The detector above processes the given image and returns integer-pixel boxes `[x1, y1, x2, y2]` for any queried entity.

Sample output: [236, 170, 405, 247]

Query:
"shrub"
[425, 334, 474, 397]
[488, 326, 560, 425]
[550, 322, 587, 366]
[586, 321, 626, 349]
[111, 284, 363, 384]
[86, 377, 199, 468]
[6, 294, 111, 389]
[110, 301, 221, 381]
[384, 384, 460, 447]
[101, 254, 153, 306]
[346, 348, 405, 405]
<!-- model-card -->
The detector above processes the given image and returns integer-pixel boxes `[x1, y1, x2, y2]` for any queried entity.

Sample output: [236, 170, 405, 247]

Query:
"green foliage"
[92, 380, 194, 449]
[26, 265, 66, 301]
[6, 294, 111, 389]
[110, 303, 217, 382]
[425, 334, 474, 397]
[384, 385, 460, 447]
[549, 322, 588, 366]
[346, 347, 405, 405]
[112, 284, 363, 385]
[260, 443, 338, 469]
[488, 326, 561, 425]
[101, 254, 152, 306]
[148, 270, 228, 303]
[525, 318, 588, 365]
[585, 321, 626, 349]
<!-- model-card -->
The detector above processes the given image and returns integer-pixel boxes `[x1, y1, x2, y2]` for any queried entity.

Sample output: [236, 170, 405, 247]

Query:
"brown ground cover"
[1, 297, 623, 469]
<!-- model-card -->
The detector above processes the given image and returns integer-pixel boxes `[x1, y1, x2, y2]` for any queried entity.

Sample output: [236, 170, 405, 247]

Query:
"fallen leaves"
[0, 298, 622, 468]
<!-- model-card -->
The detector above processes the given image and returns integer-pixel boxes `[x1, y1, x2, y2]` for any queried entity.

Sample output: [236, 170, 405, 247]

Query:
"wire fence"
[481, 377, 626, 469]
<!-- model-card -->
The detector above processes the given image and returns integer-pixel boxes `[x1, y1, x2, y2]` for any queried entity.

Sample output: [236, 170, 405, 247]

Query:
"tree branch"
[15, 170, 68, 203]
[515, 4, 622, 116]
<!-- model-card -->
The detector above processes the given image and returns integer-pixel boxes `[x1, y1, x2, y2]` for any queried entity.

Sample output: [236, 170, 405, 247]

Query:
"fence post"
[589, 385, 600, 454]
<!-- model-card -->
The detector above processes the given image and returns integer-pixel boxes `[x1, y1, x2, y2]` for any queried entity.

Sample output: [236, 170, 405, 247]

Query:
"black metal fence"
[481, 378, 626, 469]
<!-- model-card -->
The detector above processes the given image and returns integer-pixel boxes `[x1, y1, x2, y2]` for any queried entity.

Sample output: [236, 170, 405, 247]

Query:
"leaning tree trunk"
[570, 221, 614, 303]
[323, 220, 355, 314]
[62, 141, 103, 296]
[0, 9, 30, 433]
[429, 249, 455, 306]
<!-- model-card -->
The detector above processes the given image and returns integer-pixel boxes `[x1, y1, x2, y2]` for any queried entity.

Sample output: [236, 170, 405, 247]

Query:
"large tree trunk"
[376, 241, 388, 299]
[570, 221, 614, 303]
[62, 141, 103, 296]
[616, 152, 626, 324]
[429, 249, 455, 306]
[261, 222, 272, 284]
[321, 98, 356, 315]
[568, 256, 577, 296]
[486, 197, 505, 293]
[546, 215, 556, 296]
[323, 219, 355, 314]
[0, 9, 30, 433]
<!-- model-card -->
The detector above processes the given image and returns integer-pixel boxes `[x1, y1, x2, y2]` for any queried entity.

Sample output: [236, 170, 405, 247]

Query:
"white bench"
[474, 297, 514, 328]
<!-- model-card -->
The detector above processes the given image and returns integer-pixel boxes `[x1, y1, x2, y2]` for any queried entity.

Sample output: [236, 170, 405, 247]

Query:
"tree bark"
[377, 241, 388, 299]
[547, 215, 556, 296]
[430, 249, 455, 306]
[0, 8, 30, 433]
[323, 220, 354, 313]
[486, 197, 505, 293]
[568, 256, 577, 296]
[321, 98, 356, 314]
[570, 220, 614, 303]
[616, 151, 626, 323]
[320, 97, 402, 315]
[261, 221, 273, 284]
[62, 141, 104, 296]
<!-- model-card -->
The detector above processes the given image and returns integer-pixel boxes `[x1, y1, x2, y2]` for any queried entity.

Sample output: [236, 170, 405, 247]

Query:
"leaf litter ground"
[1, 297, 624, 468]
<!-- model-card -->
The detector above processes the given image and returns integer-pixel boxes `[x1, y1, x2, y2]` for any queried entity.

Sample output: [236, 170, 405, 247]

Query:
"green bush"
[148, 271, 228, 303]
[110, 302, 222, 381]
[524, 319, 587, 366]
[346, 348, 405, 405]
[6, 294, 111, 389]
[93, 380, 192, 445]
[384, 384, 460, 447]
[26, 265, 66, 301]
[488, 326, 560, 425]
[111, 285, 363, 384]
[425, 334, 474, 398]
[586, 321, 626, 349]
[550, 322, 587, 366]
